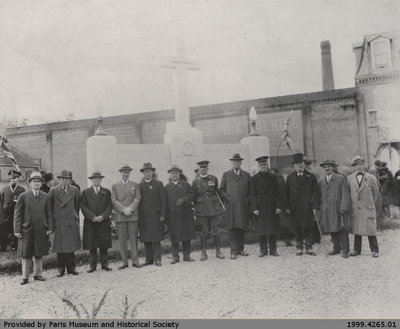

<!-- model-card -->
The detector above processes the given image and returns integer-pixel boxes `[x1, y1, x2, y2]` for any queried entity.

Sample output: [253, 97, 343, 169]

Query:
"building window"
[26, 170, 32, 180]
[368, 111, 378, 127]
[371, 38, 392, 70]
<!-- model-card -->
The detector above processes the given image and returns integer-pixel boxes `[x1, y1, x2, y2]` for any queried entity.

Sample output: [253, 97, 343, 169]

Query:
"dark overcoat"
[191, 175, 224, 217]
[81, 186, 113, 250]
[2, 184, 25, 227]
[220, 169, 250, 230]
[318, 173, 350, 233]
[249, 171, 281, 236]
[13, 190, 50, 258]
[139, 179, 167, 242]
[48, 185, 81, 253]
[275, 173, 290, 229]
[165, 180, 195, 244]
[285, 170, 320, 229]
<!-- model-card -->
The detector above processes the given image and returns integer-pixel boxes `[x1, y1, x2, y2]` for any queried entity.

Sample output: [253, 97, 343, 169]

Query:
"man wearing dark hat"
[165, 165, 195, 264]
[40, 173, 54, 193]
[249, 156, 282, 256]
[139, 163, 167, 266]
[2, 170, 25, 251]
[14, 172, 51, 284]
[81, 171, 113, 272]
[220, 153, 250, 259]
[318, 159, 350, 258]
[285, 153, 320, 256]
[48, 170, 81, 276]
[111, 164, 142, 269]
[192, 160, 225, 261]
[347, 156, 380, 257]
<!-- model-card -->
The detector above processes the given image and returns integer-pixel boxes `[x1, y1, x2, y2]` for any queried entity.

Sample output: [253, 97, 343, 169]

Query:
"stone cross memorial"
[159, 39, 200, 128]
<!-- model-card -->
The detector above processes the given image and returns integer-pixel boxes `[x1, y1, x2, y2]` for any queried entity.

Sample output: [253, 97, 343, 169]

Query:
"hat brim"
[320, 162, 336, 168]
[167, 169, 182, 173]
[140, 168, 156, 172]
[57, 175, 72, 179]
[118, 168, 133, 172]
[28, 177, 44, 183]
[351, 160, 365, 167]
[88, 175, 105, 179]
[230, 158, 243, 161]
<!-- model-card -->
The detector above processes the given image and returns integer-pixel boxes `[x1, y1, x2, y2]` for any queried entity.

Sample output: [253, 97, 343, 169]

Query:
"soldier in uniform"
[285, 153, 320, 256]
[249, 156, 282, 257]
[192, 160, 225, 261]
[2, 170, 26, 251]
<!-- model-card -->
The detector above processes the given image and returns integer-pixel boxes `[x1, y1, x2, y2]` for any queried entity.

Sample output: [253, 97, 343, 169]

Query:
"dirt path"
[1, 230, 399, 319]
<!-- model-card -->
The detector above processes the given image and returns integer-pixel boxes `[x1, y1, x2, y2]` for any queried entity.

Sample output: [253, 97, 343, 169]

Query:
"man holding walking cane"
[285, 153, 320, 256]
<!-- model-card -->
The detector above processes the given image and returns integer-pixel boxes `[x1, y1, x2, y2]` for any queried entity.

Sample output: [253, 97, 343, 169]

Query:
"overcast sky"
[0, 0, 399, 125]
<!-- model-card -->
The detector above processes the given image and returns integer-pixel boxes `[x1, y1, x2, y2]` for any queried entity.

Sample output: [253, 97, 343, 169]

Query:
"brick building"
[3, 31, 400, 188]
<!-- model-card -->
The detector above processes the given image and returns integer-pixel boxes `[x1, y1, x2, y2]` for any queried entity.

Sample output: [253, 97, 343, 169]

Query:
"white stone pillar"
[240, 135, 270, 175]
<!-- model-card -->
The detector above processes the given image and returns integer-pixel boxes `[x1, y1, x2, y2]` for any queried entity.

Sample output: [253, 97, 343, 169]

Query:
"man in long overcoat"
[81, 170, 113, 272]
[285, 153, 320, 256]
[111, 164, 142, 269]
[14, 172, 51, 285]
[249, 156, 282, 257]
[318, 159, 350, 258]
[48, 170, 81, 276]
[2, 170, 25, 251]
[192, 160, 225, 261]
[165, 165, 195, 264]
[220, 153, 250, 259]
[347, 155, 380, 257]
[139, 163, 167, 266]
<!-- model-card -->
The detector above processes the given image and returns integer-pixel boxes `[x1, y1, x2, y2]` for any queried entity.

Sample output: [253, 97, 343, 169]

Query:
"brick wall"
[311, 103, 359, 166]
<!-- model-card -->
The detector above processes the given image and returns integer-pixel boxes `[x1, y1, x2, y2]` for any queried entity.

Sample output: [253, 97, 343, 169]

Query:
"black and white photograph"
[0, 0, 399, 322]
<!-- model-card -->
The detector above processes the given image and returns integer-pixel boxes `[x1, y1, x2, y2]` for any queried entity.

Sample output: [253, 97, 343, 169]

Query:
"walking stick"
[215, 191, 226, 211]
[312, 209, 323, 238]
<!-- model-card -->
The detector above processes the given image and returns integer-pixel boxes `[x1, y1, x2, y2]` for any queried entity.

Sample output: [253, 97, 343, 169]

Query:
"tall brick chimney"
[320, 40, 335, 91]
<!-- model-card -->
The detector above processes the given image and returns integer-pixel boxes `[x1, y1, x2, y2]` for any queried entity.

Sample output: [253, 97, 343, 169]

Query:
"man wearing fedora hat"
[285, 153, 320, 256]
[192, 160, 226, 261]
[139, 163, 167, 266]
[48, 169, 81, 276]
[81, 171, 113, 272]
[2, 170, 25, 251]
[220, 153, 251, 259]
[165, 165, 195, 264]
[111, 164, 142, 269]
[249, 156, 282, 257]
[347, 155, 380, 257]
[318, 159, 350, 258]
[14, 172, 51, 284]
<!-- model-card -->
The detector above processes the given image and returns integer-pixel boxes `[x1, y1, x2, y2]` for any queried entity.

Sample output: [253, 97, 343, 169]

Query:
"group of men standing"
[0, 150, 382, 285]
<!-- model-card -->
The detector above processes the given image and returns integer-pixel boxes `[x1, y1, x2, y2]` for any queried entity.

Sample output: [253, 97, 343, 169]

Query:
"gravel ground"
[1, 230, 399, 319]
